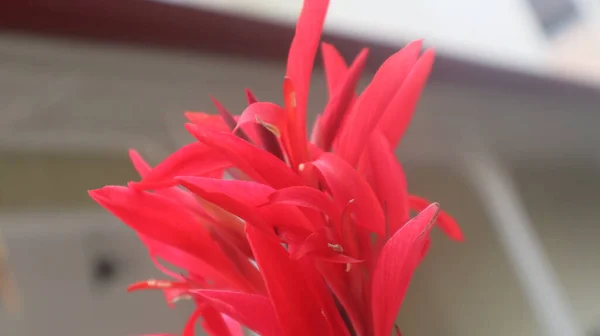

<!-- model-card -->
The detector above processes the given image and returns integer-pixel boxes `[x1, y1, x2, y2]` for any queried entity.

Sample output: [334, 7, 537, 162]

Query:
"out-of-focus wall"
[399, 163, 600, 336]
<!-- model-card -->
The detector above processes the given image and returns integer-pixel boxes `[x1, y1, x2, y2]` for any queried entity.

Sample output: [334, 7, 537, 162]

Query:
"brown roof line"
[3, 0, 599, 100]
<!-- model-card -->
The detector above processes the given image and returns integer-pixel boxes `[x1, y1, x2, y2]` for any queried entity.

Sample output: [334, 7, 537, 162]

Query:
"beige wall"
[399, 162, 600, 336]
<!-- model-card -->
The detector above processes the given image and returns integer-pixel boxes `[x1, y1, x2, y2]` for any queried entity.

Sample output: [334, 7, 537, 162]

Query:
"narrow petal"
[377, 48, 436, 149]
[201, 306, 235, 336]
[176, 176, 313, 233]
[129, 149, 152, 177]
[235, 102, 287, 138]
[239, 92, 285, 160]
[128, 149, 210, 217]
[370, 203, 439, 336]
[245, 88, 258, 105]
[193, 290, 282, 336]
[315, 48, 369, 151]
[310, 153, 385, 235]
[130, 143, 230, 190]
[89, 187, 251, 291]
[186, 124, 302, 188]
[282, 77, 309, 166]
[336, 40, 423, 166]
[176, 176, 274, 232]
[210, 96, 252, 142]
[286, 0, 330, 148]
[222, 314, 245, 336]
[363, 132, 410, 235]
[185, 111, 230, 131]
[408, 195, 464, 241]
[245, 224, 345, 335]
[182, 309, 203, 336]
[267, 186, 339, 220]
[321, 42, 349, 95]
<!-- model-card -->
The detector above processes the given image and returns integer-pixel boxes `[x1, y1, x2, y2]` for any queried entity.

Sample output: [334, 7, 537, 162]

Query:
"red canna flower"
[89, 0, 463, 335]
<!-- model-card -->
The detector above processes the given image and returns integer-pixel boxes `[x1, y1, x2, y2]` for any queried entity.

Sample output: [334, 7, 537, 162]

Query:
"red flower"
[89, 0, 463, 335]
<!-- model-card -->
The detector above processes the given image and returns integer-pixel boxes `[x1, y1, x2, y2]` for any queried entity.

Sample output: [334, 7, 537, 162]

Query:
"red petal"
[310, 153, 385, 235]
[321, 42, 349, 95]
[336, 40, 423, 166]
[282, 77, 309, 167]
[370, 203, 439, 336]
[89, 187, 252, 291]
[235, 102, 287, 137]
[210, 96, 252, 142]
[176, 176, 273, 230]
[130, 143, 230, 190]
[267, 186, 339, 221]
[128, 149, 210, 217]
[201, 306, 234, 336]
[408, 195, 464, 241]
[363, 132, 410, 235]
[129, 149, 152, 177]
[176, 176, 313, 233]
[245, 224, 345, 335]
[183, 309, 203, 336]
[286, 0, 329, 148]
[377, 48, 436, 149]
[245, 88, 258, 105]
[235, 102, 287, 160]
[315, 48, 369, 151]
[185, 112, 229, 131]
[222, 314, 245, 336]
[193, 290, 282, 336]
[186, 124, 302, 188]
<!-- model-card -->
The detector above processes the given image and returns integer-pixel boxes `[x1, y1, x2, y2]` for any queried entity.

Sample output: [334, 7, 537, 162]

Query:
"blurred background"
[1, 0, 599, 335]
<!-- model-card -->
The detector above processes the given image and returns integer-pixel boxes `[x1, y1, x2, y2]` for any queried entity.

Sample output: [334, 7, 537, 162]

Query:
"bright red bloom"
[89, 0, 463, 335]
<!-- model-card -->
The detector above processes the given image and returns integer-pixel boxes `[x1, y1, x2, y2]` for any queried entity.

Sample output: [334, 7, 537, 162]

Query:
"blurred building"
[1, 0, 599, 335]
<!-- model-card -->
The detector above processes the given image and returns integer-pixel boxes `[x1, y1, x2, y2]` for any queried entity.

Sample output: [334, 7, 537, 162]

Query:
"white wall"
[168, 0, 548, 72]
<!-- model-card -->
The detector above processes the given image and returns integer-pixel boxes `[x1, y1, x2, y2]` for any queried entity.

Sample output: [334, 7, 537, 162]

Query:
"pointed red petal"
[182, 309, 203, 336]
[130, 142, 230, 190]
[321, 42, 349, 95]
[371, 203, 440, 336]
[363, 132, 410, 235]
[267, 186, 339, 220]
[377, 48, 436, 149]
[315, 48, 369, 151]
[235, 102, 287, 137]
[310, 153, 385, 235]
[245, 224, 345, 335]
[235, 102, 287, 160]
[176, 176, 313, 233]
[176, 177, 273, 231]
[286, 0, 329, 146]
[201, 306, 234, 336]
[89, 187, 252, 291]
[245, 88, 258, 105]
[128, 149, 210, 217]
[336, 40, 423, 165]
[129, 149, 152, 177]
[186, 124, 302, 188]
[408, 195, 464, 241]
[222, 314, 244, 336]
[185, 112, 230, 131]
[193, 290, 282, 336]
[210, 96, 253, 142]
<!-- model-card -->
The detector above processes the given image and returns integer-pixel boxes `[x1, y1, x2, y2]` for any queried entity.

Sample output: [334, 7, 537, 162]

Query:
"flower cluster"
[89, 0, 463, 335]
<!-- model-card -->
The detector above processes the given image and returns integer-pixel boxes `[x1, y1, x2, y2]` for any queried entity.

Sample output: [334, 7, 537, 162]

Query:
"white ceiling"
[159, 0, 600, 85]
